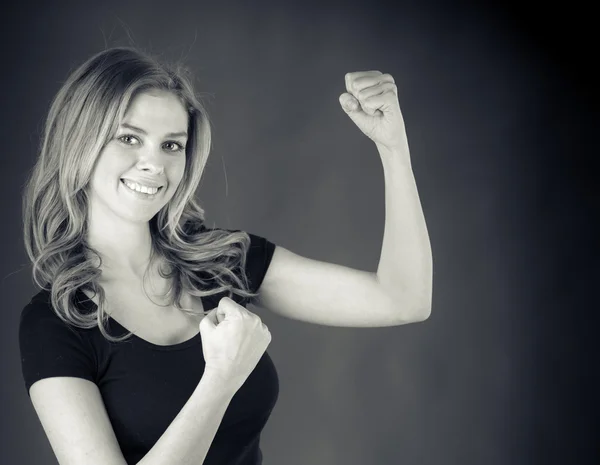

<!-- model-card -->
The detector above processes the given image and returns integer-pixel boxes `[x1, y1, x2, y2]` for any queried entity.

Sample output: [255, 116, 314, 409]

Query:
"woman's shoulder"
[20, 288, 92, 333]
[22, 289, 54, 320]
[19, 289, 98, 395]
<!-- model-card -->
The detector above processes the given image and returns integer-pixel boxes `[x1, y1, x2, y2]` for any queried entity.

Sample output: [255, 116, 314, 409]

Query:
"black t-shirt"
[19, 230, 279, 465]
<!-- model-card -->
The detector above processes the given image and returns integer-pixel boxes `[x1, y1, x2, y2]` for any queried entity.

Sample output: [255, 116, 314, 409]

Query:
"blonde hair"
[22, 47, 258, 342]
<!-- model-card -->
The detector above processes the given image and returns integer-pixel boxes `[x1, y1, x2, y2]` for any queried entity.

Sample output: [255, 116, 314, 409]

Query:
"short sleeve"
[19, 300, 96, 396]
[245, 232, 277, 294]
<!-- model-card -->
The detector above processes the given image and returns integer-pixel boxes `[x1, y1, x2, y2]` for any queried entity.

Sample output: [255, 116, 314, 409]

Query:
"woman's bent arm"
[30, 369, 238, 465]
[137, 368, 237, 465]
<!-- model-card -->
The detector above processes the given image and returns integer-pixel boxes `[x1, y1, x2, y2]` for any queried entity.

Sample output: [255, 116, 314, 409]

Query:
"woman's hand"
[199, 297, 272, 391]
[339, 70, 407, 153]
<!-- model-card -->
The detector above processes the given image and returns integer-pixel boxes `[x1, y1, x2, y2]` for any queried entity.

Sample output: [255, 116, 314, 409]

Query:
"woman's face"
[88, 89, 189, 223]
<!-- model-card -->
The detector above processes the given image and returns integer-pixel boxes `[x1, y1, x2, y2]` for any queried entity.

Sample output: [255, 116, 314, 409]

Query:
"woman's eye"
[118, 135, 139, 145]
[163, 141, 185, 152]
[116, 135, 184, 152]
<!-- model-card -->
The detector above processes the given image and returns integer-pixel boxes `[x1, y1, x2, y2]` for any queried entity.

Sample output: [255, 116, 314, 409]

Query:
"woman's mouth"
[120, 179, 164, 198]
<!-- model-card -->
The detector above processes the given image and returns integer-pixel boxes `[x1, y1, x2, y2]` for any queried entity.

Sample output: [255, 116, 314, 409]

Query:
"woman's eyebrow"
[120, 122, 188, 139]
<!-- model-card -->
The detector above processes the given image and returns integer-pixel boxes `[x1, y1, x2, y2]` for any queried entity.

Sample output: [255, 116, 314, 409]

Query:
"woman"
[19, 47, 433, 465]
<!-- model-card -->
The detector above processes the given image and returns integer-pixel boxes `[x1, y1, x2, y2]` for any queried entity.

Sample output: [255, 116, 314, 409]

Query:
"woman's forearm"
[137, 369, 238, 465]
[375, 144, 433, 318]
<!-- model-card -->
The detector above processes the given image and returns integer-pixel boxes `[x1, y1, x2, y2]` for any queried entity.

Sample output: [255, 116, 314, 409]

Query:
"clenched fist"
[199, 297, 272, 392]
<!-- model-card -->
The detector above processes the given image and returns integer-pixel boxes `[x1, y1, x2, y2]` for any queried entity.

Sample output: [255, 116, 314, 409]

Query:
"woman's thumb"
[339, 93, 359, 113]
[200, 308, 219, 331]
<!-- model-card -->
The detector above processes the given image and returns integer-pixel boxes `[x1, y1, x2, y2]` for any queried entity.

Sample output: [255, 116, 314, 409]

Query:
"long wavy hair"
[22, 47, 258, 342]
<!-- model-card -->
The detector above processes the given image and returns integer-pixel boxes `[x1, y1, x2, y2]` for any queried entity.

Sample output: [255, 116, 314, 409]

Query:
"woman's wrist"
[200, 367, 242, 396]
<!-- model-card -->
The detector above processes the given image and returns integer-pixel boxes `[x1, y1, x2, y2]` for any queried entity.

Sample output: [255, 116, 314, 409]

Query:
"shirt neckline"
[74, 287, 205, 351]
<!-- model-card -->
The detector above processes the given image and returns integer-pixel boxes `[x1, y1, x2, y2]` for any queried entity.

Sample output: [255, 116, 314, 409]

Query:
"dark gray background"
[1, 0, 597, 464]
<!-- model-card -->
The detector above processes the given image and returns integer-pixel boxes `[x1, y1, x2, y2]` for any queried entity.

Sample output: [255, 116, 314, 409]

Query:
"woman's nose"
[136, 148, 166, 173]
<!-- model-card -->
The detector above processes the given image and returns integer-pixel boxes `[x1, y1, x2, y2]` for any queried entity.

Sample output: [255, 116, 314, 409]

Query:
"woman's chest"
[88, 280, 206, 346]
[95, 343, 279, 463]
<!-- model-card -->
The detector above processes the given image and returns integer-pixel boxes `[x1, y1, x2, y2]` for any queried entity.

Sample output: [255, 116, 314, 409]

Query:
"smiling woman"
[19, 47, 278, 465]
[18, 41, 433, 465]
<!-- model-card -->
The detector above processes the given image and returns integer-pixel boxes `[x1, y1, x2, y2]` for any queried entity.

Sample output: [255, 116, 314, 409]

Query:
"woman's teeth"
[121, 179, 161, 194]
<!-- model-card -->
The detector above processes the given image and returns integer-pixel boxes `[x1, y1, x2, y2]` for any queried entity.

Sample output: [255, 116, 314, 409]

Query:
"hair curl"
[22, 47, 258, 343]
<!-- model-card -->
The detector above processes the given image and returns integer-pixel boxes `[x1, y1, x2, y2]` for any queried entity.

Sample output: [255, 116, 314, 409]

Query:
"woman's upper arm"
[30, 377, 128, 465]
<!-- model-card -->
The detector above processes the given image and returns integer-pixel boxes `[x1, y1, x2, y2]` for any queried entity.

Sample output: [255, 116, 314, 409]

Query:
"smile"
[121, 179, 164, 198]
